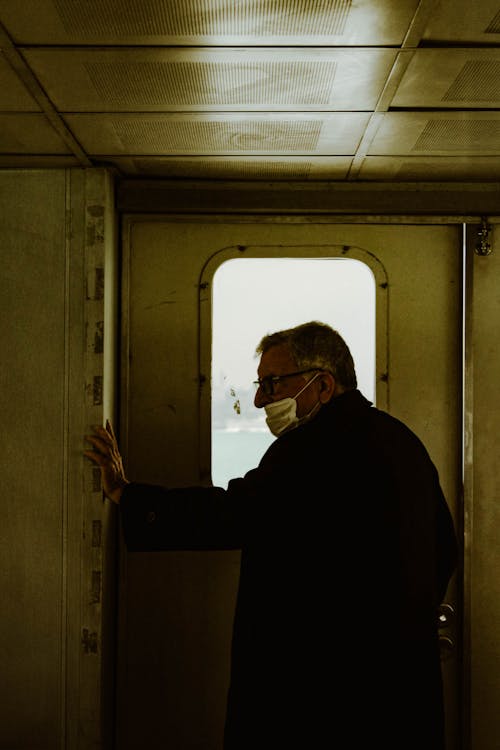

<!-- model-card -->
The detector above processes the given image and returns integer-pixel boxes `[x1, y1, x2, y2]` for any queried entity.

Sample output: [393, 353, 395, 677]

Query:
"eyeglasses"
[253, 369, 319, 397]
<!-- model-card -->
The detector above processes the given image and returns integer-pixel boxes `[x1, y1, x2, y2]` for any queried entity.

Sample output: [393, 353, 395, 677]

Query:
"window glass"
[212, 257, 376, 488]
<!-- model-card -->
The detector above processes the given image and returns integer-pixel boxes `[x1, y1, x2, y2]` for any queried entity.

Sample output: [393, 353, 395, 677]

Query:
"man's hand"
[84, 420, 129, 504]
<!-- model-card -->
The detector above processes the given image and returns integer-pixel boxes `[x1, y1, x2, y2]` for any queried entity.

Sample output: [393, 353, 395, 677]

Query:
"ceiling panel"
[358, 156, 500, 182]
[23, 47, 397, 112]
[422, 0, 500, 43]
[0, 0, 420, 45]
[105, 155, 352, 180]
[0, 114, 72, 153]
[63, 112, 371, 155]
[368, 112, 500, 156]
[0, 52, 40, 111]
[392, 49, 500, 108]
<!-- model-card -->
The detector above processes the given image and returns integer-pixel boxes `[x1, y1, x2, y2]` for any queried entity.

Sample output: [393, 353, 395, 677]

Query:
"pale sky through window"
[212, 257, 376, 403]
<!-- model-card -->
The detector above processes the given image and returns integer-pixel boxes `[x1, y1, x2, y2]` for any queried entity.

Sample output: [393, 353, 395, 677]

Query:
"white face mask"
[264, 372, 321, 437]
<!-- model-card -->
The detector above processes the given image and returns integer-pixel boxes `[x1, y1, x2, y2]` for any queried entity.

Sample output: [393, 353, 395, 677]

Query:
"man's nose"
[254, 387, 270, 409]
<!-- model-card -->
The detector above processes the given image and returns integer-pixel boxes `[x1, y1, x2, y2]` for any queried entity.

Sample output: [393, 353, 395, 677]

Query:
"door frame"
[119, 213, 468, 749]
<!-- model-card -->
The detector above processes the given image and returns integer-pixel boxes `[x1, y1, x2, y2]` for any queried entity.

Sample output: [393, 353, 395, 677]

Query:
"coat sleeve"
[119, 481, 246, 551]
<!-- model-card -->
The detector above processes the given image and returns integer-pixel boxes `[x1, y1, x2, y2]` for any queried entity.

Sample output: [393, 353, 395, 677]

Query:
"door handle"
[439, 635, 454, 661]
[438, 603, 454, 628]
[437, 604, 455, 661]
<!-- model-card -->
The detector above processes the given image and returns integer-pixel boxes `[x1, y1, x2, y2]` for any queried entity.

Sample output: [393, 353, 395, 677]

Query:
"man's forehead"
[258, 343, 296, 375]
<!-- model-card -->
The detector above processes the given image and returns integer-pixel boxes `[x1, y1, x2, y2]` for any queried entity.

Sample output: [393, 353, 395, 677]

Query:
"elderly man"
[86, 320, 457, 750]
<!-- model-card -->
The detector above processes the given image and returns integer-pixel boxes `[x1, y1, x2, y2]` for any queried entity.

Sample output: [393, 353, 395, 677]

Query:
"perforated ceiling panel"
[443, 61, 500, 102]
[113, 118, 323, 152]
[413, 119, 500, 152]
[85, 60, 340, 106]
[392, 49, 500, 108]
[51, 0, 351, 37]
[64, 112, 370, 155]
[109, 155, 351, 179]
[135, 158, 315, 180]
[486, 10, 500, 34]
[23, 47, 396, 111]
[423, 0, 500, 43]
[369, 113, 500, 156]
[0, 0, 420, 44]
[359, 156, 500, 181]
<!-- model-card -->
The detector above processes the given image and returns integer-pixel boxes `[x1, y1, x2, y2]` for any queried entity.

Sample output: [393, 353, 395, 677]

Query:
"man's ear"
[318, 372, 337, 403]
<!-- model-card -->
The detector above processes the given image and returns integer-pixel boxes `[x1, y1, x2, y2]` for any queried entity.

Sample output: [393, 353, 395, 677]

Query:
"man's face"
[253, 343, 321, 419]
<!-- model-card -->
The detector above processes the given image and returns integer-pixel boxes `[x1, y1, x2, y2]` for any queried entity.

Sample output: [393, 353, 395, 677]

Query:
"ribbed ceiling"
[51, 0, 352, 38]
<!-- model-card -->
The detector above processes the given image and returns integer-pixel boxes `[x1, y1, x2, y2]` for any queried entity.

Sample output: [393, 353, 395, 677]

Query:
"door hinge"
[475, 216, 492, 256]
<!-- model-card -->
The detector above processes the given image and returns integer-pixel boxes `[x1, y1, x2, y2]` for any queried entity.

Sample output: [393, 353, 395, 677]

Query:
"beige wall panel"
[0, 169, 67, 748]
[0, 167, 117, 750]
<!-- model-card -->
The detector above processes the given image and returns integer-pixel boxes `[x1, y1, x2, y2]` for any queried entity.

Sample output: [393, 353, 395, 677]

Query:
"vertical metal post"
[462, 222, 477, 750]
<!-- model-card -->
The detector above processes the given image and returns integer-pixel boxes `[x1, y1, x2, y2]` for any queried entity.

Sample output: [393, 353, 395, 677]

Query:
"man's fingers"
[84, 449, 106, 466]
[106, 419, 117, 440]
[91, 424, 114, 445]
[86, 423, 120, 453]
[85, 434, 112, 454]
[83, 421, 127, 504]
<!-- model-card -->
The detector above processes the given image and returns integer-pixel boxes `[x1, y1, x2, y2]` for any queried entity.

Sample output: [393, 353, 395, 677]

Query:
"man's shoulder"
[362, 407, 437, 473]
[329, 391, 431, 455]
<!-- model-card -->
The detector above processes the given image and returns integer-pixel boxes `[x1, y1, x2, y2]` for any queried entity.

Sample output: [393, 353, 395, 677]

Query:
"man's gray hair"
[256, 321, 357, 389]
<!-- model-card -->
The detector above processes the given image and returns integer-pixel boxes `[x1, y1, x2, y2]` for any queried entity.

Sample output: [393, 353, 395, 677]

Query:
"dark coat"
[120, 389, 458, 750]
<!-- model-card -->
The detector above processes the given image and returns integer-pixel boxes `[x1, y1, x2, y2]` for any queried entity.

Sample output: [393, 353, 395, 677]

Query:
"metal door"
[119, 218, 462, 749]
